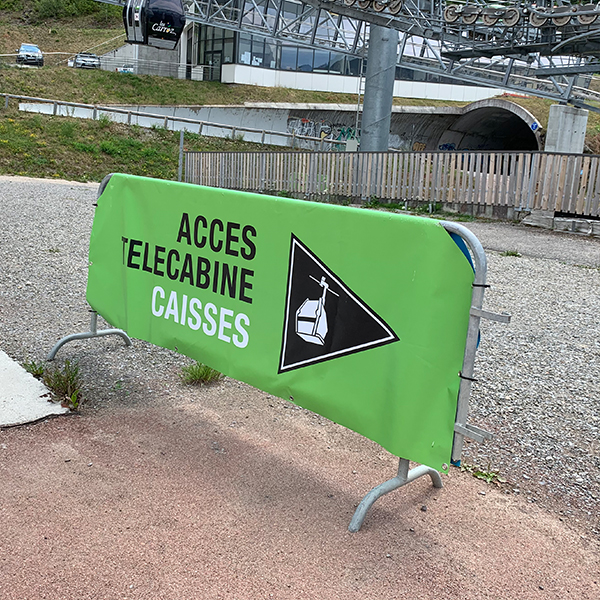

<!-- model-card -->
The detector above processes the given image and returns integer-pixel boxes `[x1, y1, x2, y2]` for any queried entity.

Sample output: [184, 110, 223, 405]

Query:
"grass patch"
[0, 109, 285, 181]
[180, 362, 223, 385]
[23, 358, 84, 410]
[500, 250, 521, 257]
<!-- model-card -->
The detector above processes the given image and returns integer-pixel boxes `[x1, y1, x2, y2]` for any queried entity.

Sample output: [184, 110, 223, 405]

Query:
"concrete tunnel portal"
[433, 99, 541, 152]
[384, 99, 543, 153]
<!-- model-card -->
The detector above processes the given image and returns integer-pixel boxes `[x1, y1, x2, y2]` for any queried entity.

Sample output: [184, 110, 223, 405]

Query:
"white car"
[74, 53, 101, 69]
[16, 43, 43, 67]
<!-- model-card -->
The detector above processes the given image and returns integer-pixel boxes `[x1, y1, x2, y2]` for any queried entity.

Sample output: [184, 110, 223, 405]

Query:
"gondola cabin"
[295, 276, 338, 346]
[123, 0, 186, 50]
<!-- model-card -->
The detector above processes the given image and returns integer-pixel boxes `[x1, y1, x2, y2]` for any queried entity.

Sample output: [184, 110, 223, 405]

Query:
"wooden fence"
[184, 150, 600, 217]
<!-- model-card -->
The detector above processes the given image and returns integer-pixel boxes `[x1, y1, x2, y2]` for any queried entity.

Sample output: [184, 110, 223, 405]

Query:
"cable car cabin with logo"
[123, 0, 185, 50]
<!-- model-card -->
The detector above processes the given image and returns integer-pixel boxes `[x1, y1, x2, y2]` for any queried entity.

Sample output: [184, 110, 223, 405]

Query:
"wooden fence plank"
[536, 153, 548, 210]
[584, 157, 599, 215]
[476, 154, 486, 206]
[514, 153, 525, 209]
[558, 155, 572, 213]
[576, 156, 591, 215]
[447, 153, 456, 204]
[592, 157, 600, 216]
[568, 155, 584, 213]
[488, 154, 497, 206]
[505, 154, 514, 207]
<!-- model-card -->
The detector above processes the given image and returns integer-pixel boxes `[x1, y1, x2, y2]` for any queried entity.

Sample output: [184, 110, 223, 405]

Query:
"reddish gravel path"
[1, 380, 598, 600]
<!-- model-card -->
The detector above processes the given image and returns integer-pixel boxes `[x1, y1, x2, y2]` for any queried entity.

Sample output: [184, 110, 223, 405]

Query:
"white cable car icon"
[295, 275, 339, 345]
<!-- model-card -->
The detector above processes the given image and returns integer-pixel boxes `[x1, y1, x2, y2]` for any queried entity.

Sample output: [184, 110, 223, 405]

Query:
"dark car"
[16, 43, 44, 67]
[74, 52, 101, 69]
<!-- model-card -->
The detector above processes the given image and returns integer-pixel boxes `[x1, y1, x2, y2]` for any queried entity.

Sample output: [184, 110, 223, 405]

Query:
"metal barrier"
[184, 150, 600, 217]
[1, 93, 346, 150]
[50, 173, 510, 532]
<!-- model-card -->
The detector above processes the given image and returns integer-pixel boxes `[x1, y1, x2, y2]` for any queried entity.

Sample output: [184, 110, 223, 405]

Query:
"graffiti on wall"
[438, 142, 490, 151]
[287, 117, 359, 146]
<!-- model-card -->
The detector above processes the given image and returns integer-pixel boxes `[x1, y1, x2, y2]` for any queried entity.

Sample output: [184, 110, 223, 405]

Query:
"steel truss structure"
[97, 0, 600, 110]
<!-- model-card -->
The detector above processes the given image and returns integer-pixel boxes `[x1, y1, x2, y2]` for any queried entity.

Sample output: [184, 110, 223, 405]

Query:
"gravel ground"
[0, 175, 599, 543]
[462, 221, 600, 535]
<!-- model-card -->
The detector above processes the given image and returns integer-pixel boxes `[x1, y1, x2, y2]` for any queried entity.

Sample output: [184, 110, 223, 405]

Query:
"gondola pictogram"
[279, 235, 398, 373]
[295, 275, 339, 346]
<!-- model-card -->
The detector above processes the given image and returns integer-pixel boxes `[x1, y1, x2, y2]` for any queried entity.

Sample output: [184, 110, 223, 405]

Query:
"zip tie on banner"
[472, 283, 491, 288]
[459, 372, 478, 382]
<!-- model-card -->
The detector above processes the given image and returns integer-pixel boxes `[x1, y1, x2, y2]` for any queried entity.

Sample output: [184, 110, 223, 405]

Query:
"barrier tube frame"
[348, 220, 495, 532]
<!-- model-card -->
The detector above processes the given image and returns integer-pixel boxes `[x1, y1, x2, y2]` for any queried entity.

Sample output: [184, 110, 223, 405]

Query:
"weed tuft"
[23, 359, 45, 379]
[501, 250, 521, 257]
[180, 362, 223, 385]
[22, 358, 84, 410]
[42, 359, 84, 410]
[461, 462, 506, 485]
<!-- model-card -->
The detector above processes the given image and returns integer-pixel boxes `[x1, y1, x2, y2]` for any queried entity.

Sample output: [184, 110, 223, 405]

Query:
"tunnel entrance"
[436, 101, 541, 152]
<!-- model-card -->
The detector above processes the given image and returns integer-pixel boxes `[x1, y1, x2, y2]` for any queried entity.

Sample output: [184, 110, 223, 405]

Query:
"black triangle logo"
[278, 235, 399, 373]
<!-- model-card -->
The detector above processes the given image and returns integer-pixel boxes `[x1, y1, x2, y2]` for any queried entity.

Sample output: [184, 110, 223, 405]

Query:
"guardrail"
[1, 93, 347, 150]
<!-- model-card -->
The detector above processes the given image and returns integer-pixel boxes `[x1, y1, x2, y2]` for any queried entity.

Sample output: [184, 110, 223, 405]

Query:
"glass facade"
[273, 41, 363, 76]
[196, 20, 467, 86]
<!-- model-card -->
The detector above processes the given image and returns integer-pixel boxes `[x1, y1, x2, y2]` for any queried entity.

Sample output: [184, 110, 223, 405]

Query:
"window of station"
[199, 26, 235, 65]
[238, 34, 276, 68]
[313, 49, 330, 73]
[329, 53, 345, 75]
[280, 44, 297, 71]
[297, 47, 313, 72]
[347, 57, 364, 77]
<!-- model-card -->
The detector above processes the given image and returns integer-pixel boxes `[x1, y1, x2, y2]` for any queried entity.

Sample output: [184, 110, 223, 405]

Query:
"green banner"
[87, 174, 474, 471]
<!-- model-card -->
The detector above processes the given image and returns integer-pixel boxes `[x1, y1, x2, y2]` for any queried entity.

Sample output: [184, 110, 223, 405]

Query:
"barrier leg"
[47, 311, 131, 361]
[348, 458, 443, 532]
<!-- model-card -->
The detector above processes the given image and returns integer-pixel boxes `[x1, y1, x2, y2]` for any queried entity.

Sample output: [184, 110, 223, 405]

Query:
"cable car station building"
[110, 0, 502, 103]
[187, 18, 501, 102]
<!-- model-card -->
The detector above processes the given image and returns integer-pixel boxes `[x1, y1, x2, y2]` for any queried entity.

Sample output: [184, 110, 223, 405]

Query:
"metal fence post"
[178, 129, 184, 182]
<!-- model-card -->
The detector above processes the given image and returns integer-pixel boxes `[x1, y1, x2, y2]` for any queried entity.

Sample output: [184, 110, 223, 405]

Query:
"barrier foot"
[348, 458, 443, 533]
[47, 311, 131, 361]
